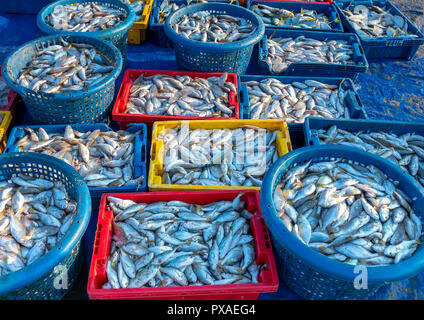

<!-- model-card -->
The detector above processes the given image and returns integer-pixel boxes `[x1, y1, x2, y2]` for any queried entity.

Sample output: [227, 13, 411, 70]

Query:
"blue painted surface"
[0, 0, 423, 300]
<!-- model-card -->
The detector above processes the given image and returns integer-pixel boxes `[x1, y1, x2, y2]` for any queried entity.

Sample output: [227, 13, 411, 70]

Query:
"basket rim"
[1, 34, 123, 100]
[164, 2, 265, 51]
[260, 145, 424, 284]
[36, 0, 137, 39]
[0, 152, 91, 296]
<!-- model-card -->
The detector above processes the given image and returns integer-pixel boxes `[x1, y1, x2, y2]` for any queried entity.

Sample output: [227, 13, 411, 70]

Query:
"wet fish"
[121, 0, 145, 22]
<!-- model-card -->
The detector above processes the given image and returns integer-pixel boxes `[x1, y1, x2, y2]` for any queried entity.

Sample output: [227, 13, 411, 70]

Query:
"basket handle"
[118, 79, 132, 105]
[239, 83, 250, 119]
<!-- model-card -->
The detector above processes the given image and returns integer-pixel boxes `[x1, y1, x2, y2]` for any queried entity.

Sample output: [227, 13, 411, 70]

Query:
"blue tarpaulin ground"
[0, 0, 423, 300]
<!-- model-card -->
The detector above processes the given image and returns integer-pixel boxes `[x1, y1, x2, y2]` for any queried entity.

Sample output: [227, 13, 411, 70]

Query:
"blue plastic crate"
[260, 145, 424, 300]
[258, 29, 368, 80]
[246, 0, 344, 32]
[1, 34, 123, 125]
[335, 0, 424, 60]
[36, 0, 136, 67]
[150, 0, 239, 48]
[238, 75, 367, 120]
[164, 3, 265, 74]
[0, 152, 91, 299]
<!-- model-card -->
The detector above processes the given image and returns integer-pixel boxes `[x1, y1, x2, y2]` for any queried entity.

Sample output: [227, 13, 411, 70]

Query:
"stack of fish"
[342, 4, 417, 38]
[0, 174, 77, 277]
[159, 124, 279, 187]
[242, 78, 350, 122]
[311, 126, 424, 188]
[13, 125, 144, 188]
[274, 159, 422, 265]
[46, 2, 127, 32]
[0, 76, 9, 106]
[251, 4, 333, 30]
[15, 38, 114, 93]
[266, 36, 355, 74]
[121, 0, 145, 22]
[173, 11, 257, 42]
[103, 194, 262, 288]
[125, 72, 236, 117]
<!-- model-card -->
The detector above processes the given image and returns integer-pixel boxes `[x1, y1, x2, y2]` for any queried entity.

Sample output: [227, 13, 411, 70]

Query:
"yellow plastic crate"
[0, 111, 13, 153]
[149, 119, 292, 191]
[128, 0, 153, 44]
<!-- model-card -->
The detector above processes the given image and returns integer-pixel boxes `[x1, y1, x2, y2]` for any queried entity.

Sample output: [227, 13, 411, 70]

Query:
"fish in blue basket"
[242, 78, 350, 122]
[172, 11, 257, 43]
[45, 2, 127, 32]
[266, 36, 355, 74]
[102, 194, 263, 288]
[15, 38, 114, 94]
[251, 4, 333, 30]
[158, 124, 279, 187]
[125, 72, 237, 117]
[0, 76, 9, 107]
[121, 0, 145, 22]
[341, 4, 418, 38]
[312, 126, 424, 189]
[14, 125, 144, 188]
[273, 159, 422, 266]
[0, 175, 77, 277]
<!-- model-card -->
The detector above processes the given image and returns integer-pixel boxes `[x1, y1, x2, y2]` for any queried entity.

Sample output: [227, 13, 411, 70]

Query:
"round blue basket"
[164, 3, 265, 74]
[260, 145, 424, 300]
[1, 34, 122, 124]
[0, 152, 91, 299]
[37, 0, 135, 66]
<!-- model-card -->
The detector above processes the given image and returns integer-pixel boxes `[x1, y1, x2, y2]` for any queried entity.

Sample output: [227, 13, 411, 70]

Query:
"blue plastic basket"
[1, 34, 123, 125]
[0, 152, 91, 299]
[151, 0, 239, 48]
[335, 0, 424, 60]
[37, 0, 136, 66]
[260, 145, 424, 300]
[238, 75, 367, 120]
[164, 3, 265, 74]
[246, 0, 344, 32]
[258, 29, 368, 80]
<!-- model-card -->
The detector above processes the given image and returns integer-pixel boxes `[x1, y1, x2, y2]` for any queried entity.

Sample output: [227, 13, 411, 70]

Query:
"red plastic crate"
[112, 69, 240, 136]
[87, 190, 279, 300]
[0, 66, 19, 116]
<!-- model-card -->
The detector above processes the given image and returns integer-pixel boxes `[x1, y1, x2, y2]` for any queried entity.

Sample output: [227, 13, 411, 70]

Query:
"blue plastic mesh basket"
[1, 34, 122, 125]
[0, 152, 91, 299]
[36, 0, 135, 66]
[260, 145, 424, 300]
[164, 3, 265, 74]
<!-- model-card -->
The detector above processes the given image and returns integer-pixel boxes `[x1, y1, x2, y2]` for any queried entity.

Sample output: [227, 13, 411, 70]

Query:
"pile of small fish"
[173, 11, 257, 43]
[312, 126, 424, 188]
[274, 159, 422, 265]
[243, 78, 350, 122]
[14, 125, 144, 188]
[103, 194, 262, 288]
[46, 2, 127, 32]
[15, 38, 114, 93]
[0, 174, 77, 277]
[125, 72, 236, 117]
[266, 36, 355, 74]
[252, 4, 333, 30]
[121, 0, 145, 22]
[159, 124, 279, 187]
[342, 4, 417, 38]
[0, 76, 9, 106]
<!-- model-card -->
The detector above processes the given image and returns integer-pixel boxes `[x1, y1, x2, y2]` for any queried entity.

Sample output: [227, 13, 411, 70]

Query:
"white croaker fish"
[158, 124, 280, 187]
[266, 35, 355, 74]
[46, 2, 127, 32]
[102, 194, 262, 288]
[121, 0, 145, 22]
[312, 126, 424, 188]
[274, 159, 422, 266]
[125, 72, 236, 117]
[172, 11, 257, 43]
[16, 37, 114, 94]
[252, 4, 334, 30]
[242, 78, 350, 122]
[0, 174, 77, 277]
[0, 76, 9, 106]
[342, 4, 418, 38]
[14, 125, 144, 188]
